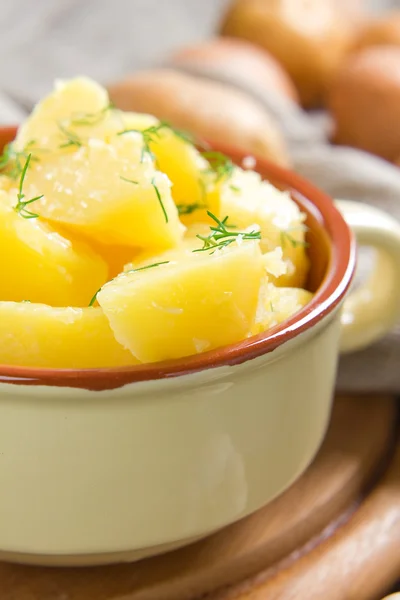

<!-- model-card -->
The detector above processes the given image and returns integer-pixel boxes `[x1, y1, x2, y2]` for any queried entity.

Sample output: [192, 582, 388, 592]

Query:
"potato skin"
[170, 37, 299, 104]
[329, 46, 400, 162]
[108, 69, 290, 167]
[219, 0, 362, 108]
[352, 11, 400, 53]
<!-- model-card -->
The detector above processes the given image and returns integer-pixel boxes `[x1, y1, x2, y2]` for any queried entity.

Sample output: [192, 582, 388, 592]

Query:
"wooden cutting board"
[0, 395, 397, 600]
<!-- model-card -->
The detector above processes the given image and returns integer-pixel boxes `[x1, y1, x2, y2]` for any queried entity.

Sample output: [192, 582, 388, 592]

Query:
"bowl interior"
[0, 128, 354, 390]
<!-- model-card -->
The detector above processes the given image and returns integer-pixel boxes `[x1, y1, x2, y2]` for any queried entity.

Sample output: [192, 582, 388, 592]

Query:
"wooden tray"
[0, 395, 398, 600]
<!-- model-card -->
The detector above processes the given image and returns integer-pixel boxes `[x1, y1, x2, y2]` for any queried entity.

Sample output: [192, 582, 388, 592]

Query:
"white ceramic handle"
[335, 199, 400, 354]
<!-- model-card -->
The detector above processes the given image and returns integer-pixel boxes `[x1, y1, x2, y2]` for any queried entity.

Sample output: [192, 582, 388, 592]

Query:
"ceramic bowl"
[0, 127, 400, 566]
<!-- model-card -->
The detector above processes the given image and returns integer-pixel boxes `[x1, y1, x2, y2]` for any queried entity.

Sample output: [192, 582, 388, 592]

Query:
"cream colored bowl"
[0, 130, 399, 566]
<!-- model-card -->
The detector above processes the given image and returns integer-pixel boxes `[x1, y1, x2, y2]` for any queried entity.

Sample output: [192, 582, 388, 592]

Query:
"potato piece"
[0, 192, 108, 307]
[120, 112, 214, 225]
[98, 241, 264, 363]
[127, 229, 288, 280]
[0, 302, 138, 368]
[251, 283, 313, 335]
[22, 134, 184, 249]
[214, 167, 310, 288]
[123, 224, 210, 271]
[14, 77, 123, 152]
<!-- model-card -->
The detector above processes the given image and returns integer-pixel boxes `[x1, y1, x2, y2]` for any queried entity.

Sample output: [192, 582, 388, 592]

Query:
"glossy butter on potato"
[22, 133, 184, 249]
[0, 191, 108, 307]
[97, 241, 264, 363]
[209, 166, 309, 288]
[251, 283, 314, 335]
[0, 302, 138, 368]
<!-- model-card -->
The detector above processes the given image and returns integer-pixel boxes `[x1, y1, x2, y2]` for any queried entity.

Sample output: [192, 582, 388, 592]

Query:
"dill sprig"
[280, 226, 309, 249]
[0, 141, 43, 179]
[193, 211, 261, 254]
[151, 177, 168, 223]
[120, 173, 168, 223]
[117, 120, 196, 162]
[120, 175, 139, 185]
[89, 261, 170, 307]
[58, 121, 83, 149]
[69, 103, 115, 126]
[201, 151, 234, 183]
[177, 202, 207, 216]
[14, 154, 43, 219]
[177, 176, 208, 216]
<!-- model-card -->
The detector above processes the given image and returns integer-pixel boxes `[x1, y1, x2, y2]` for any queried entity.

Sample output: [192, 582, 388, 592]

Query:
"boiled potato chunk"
[217, 167, 310, 288]
[0, 302, 138, 368]
[252, 283, 314, 335]
[121, 112, 214, 225]
[89, 242, 141, 279]
[123, 224, 210, 271]
[14, 77, 123, 152]
[98, 241, 264, 363]
[0, 192, 108, 306]
[127, 229, 288, 278]
[23, 134, 184, 248]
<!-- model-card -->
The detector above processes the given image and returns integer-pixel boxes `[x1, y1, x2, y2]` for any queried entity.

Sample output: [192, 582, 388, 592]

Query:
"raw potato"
[0, 191, 108, 307]
[329, 46, 400, 161]
[108, 69, 290, 167]
[98, 242, 264, 363]
[211, 167, 309, 288]
[220, 0, 360, 107]
[23, 133, 184, 248]
[352, 11, 400, 53]
[0, 302, 138, 368]
[170, 37, 299, 103]
[251, 283, 314, 335]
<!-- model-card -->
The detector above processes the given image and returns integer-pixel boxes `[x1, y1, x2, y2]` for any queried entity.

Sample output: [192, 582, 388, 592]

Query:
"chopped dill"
[69, 103, 115, 126]
[201, 151, 234, 182]
[151, 177, 168, 223]
[0, 141, 43, 179]
[280, 226, 309, 249]
[117, 120, 196, 162]
[58, 121, 82, 149]
[177, 202, 206, 216]
[193, 211, 260, 254]
[89, 261, 170, 307]
[13, 153, 43, 219]
[125, 260, 170, 274]
[120, 176, 139, 185]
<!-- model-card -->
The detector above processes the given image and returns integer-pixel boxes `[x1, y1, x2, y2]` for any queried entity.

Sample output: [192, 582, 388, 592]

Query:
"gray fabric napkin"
[168, 62, 400, 394]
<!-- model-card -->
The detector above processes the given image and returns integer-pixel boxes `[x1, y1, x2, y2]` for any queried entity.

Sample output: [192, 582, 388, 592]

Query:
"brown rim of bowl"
[0, 128, 356, 391]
